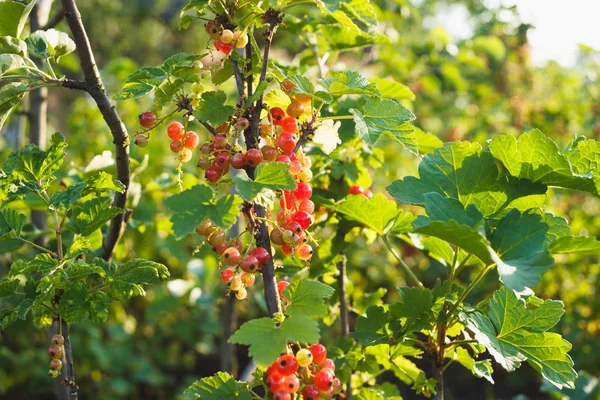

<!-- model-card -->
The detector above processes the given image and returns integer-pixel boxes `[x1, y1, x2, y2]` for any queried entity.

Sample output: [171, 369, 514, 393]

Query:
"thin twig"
[230, 58, 246, 99]
[382, 235, 424, 288]
[337, 253, 352, 398]
[198, 120, 217, 135]
[60, 0, 130, 262]
[40, 6, 65, 30]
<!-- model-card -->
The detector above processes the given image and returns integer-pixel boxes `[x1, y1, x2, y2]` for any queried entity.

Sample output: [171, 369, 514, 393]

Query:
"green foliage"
[232, 162, 296, 201]
[26, 29, 76, 61]
[461, 287, 577, 389]
[163, 184, 243, 239]
[185, 372, 251, 399]
[194, 91, 235, 125]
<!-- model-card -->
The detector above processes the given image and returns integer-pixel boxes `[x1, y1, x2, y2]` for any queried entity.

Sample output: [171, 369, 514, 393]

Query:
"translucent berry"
[167, 121, 185, 140]
[313, 368, 334, 392]
[195, 219, 213, 236]
[299, 199, 315, 214]
[310, 344, 327, 364]
[293, 182, 312, 201]
[292, 210, 313, 230]
[215, 152, 231, 170]
[286, 101, 305, 118]
[223, 247, 241, 266]
[241, 273, 255, 287]
[296, 348, 313, 367]
[207, 229, 226, 246]
[134, 134, 148, 147]
[269, 107, 286, 125]
[246, 148, 263, 166]
[236, 117, 250, 130]
[301, 385, 320, 400]
[231, 152, 247, 169]
[139, 111, 156, 128]
[221, 268, 236, 284]
[277, 133, 296, 153]
[296, 244, 313, 261]
[51, 334, 65, 346]
[49, 359, 63, 371]
[240, 255, 260, 273]
[205, 165, 223, 182]
[277, 280, 290, 298]
[170, 140, 183, 153]
[178, 148, 193, 163]
[266, 372, 285, 393]
[235, 287, 247, 300]
[229, 276, 243, 291]
[48, 345, 62, 359]
[220, 29, 234, 44]
[249, 247, 270, 265]
[184, 131, 199, 149]
[281, 117, 298, 133]
[283, 374, 300, 393]
[232, 31, 249, 48]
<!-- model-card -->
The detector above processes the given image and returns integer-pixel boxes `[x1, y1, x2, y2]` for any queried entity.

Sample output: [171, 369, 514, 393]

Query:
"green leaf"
[325, 193, 413, 236]
[0, 208, 26, 240]
[0, 81, 28, 132]
[1, 131, 66, 193]
[64, 259, 105, 281]
[245, 80, 269, 107]
[387, 141, 547, 217]
[349, 98, 417, 154]
[10, 253, 57, 276]
[232, 163, 296, 201]
[163, 184, 243, 239]
[0, 37, 28, 56]
[446, 347, 494, 384]
[0, 278, 20, 297]
[108, 258, 169, 299]
[461, 287, 576, 390]
[229, 315, 320, 367]
[49, 182, 86, 210]
[549, 235, 600, 255]
[0, 53, 25, 77]
[65, 234, 92, 259]
[181, 0, 210, 13]
[315, 0, 377, 33]
[83, 171, 126, 196]
[57, 283, 111, 324]
[490, 210, 557, 294]
[318, 24, 388, 51]
[489, 129, 600, 196]
[113, 67, 168, 101]
[412, 194, 493, 264]
[352, 305, 389, 346]
[321, 70, 380, 96]
[25, 29, 76, 60]
[282, 278, 335, 318]
[112, 82, 154, 101]
[0, 1, 33, 37]
[195, 91, 235, 126]
[184, 371, 251, 400]
[69, 197, 125, 236]
[389, 286, 436, 333]
[370, 77, 415, 101]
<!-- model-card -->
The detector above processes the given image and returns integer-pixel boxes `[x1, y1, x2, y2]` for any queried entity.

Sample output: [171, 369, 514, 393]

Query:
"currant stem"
[382, 235, 424, 288]
[18, 237, 58, 257]
[446, 264, 495, 322]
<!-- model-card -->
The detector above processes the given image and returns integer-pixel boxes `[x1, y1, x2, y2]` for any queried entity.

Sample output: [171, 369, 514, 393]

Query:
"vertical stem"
[61, 320, 78, 400]
[433, 320, 447, 400]
[337, 253, 352, 398]
[219, 296, 237, 374]
[254, 204, 282, 316]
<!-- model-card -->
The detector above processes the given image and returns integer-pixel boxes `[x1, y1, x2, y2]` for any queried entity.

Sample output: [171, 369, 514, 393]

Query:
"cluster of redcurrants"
[264, 344, 342, 400]
[47, 334, 65, 378]
[348, 184, 373, 199]
[205, 20, 249, 54]
[196, 218, 269, 300]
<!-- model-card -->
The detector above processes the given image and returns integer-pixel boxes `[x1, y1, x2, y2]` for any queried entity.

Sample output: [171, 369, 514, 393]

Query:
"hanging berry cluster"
[47, 334, 65, 379]
[264, 344, 342, 400]
[205, 20, 249, 54]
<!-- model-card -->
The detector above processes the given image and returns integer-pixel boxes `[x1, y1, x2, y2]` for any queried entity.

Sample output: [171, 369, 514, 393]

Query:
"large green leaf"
[461, 287, 576, 390]
[370, 77, 415, 101]
[0, 53, 25, 77]
[321, 70, 380, 96]
[0, 37, 28, 56]
[0, 0, 34, 38]
[229, 315, 320, 366]
[387, 141, 546, 217]
[26, 29, 76, 60]
[163, 184, 243, 239]
[57, 283, 111, 324]
[232, 162, 296, 201]
[352, 305, 390, 346]
[349, 98, 417, 154]
[489, 129, 600, 196]
[195, 91, 235, 125]
[325, 193, 413, 235]
[282, 278, 335, 318]
[184, 372, 251, 400]
[0, 208, 26, 240]
[490, 210, 560, 294]
[69, 197, 125, 236]
[0, 81, 29, 132]
[549, 235, 600, 255]
[412, 194, 493, 264]
[389, 286, 437, 333]
[108, 258, 169, 299]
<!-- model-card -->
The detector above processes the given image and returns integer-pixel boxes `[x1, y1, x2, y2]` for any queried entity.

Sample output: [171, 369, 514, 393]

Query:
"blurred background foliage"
[0, 0, 599, 399]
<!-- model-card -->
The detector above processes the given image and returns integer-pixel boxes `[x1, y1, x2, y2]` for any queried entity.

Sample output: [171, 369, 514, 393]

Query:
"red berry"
[261, 145, 278, 162]
[292, 210, 313, 230]
[213, 242, 227, 254]
[299, 199, 315, 214]
[51, 334, 64, 346]
[277, 209, 289, 226]
[237, 117, 250, 130]
[348, 185, 364, 195]
[296, 244, 313, 261]
[301, 385, 320, 400]
[170, 140, 183, 153]
[266, 362, 278, 376]
[266, 372, 285, 393]
[276, 155, 292, 164]
[49, 359, 63, 371]
[281, 80, 295, 93]
[277, 133, 296, 153]
[313, 368, 334, 392]
[240, 255, 260, 273]
[214, 40, 232, 54]
[319, 358, 335, 371]
[279, 191, 296, 210]
[221, 268, 236, 283]
[231, 152, 247, 169]
[286, 101, 305, 118]
[200, 142, 212, 154]
[285, 220, 303, 234]
[281, 117, 298, 133]
[277, 281, 290, 298]
[281, 243, 293, 255]
[241, 272, 255, 286]
[205, 165, 222, 182]
[167, 121, 185, 140]
[205, 21, 220, 37]
[184, 131, 199, 150]
[289, 160, 303, 174]
[223, 247, 241, 265]
[310, 344, 327, 364]
[332, 377, 342, 394]
[198, 158, 211, 169]
[269, 107, 286, 125]
[270, 229, 284, 245]
[48, 345, 62, 359]
[293, 182, 312, 201]
[249, 247, 270, 265]
[283, 374, 300, 393]
[246, 148, 263, 166]
[207, 230, 226, 246]
[273, 391, 291, 400]
[212, 134, 228, 149]
[276, 354, 298, 376]
[215, 152, 231, 169]
[139, 111, 156, 128]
